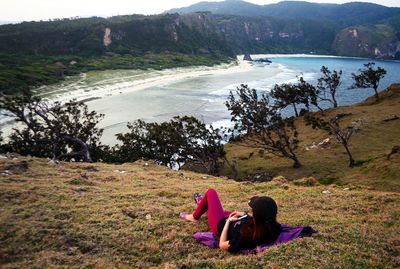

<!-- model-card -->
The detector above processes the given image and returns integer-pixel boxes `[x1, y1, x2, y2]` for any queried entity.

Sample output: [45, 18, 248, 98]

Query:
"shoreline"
[45, 58, 253, 104]
[0, 58, 252, 132]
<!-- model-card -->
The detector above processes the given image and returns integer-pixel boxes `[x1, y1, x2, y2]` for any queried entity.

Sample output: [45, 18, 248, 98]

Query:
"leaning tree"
[351, 62, 387, 102]
[317, 66, 342, 108]
[270, 83, 303, 117]
[305, 113, 357, 167]
[0, 90, 104, 162]
[226, 84, 302, 168]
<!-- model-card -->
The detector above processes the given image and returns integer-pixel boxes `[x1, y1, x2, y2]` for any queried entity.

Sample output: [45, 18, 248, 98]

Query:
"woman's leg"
[192, 188, 231, 235]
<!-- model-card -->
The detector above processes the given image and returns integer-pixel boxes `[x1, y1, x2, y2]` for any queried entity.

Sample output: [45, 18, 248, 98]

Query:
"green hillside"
[0, 157, 398, 268]
[221, 84, 400, 192]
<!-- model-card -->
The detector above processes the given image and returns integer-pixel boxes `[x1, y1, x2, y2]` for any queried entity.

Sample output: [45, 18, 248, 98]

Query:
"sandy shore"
[51, 58, 253, 104]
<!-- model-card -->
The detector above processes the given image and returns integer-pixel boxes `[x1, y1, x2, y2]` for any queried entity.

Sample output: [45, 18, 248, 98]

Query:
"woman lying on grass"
[180, 188, 282, 253]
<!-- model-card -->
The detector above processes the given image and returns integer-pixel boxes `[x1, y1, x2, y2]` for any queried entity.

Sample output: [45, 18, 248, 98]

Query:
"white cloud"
[0, 0, 399, 22]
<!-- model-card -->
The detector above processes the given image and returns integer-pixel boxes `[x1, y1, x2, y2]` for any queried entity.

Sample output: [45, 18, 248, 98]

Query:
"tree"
[270, 83, 302, 117]
[0, 90, 104, 162]
[297, 76, 321, 113]
[115, 116, 226, 175]
[317, 66, 342, 108]
[351, 62, 387, 102]
[226, 84, 302, 168]
[271, 77, 320, 116]
[305, 113, 356, 167]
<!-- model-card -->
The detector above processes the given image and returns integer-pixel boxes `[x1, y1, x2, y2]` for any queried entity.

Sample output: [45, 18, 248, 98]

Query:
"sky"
[1, 0, 399, 22]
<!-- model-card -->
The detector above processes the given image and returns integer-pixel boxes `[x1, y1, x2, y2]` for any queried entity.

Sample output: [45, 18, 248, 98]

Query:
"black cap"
[248, 196, 278, 222]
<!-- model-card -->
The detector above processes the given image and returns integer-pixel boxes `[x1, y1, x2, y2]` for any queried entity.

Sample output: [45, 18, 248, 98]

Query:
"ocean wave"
[208, 63, 318, 98]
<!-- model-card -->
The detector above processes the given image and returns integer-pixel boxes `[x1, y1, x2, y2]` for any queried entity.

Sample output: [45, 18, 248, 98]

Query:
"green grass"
[0, 156, 399, 268]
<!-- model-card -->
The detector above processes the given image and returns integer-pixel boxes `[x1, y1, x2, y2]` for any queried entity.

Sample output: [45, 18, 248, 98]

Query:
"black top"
[217, 215, 258, 253]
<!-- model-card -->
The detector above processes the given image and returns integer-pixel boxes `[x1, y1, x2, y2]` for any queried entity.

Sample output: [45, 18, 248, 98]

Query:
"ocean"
[2, 55, 400, 145]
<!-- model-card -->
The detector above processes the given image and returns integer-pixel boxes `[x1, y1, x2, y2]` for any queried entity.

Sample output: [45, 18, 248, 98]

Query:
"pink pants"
[193, 189, 232, 236]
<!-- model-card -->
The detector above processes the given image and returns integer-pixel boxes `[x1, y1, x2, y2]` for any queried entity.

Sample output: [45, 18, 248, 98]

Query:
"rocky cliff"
[333, 26, 400, 59]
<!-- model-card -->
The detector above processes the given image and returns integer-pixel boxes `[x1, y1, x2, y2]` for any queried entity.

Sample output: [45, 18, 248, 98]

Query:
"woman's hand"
[229, 211, 246, 219]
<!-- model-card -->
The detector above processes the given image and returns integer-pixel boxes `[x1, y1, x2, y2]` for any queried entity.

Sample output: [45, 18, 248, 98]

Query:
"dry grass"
[1, 156, 399, 268]
[221, 84, 400, 192]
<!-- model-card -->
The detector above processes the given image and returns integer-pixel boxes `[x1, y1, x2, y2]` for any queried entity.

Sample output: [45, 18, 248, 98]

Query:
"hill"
[0, 157, 399, 268]
[167, 1, 400, 59]
[221, 84, 400, 192]
[167, 0, 400, 28]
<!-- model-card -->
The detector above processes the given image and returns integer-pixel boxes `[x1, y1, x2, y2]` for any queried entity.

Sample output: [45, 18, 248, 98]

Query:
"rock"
[336, 113, 353, 119]
[84, 166, 99, 172]
[144, 162, 149, 167]
[293, 177, 319, 186]
[254, 58, 272, 64]
[322, 190, 331, 194]
[202, 176, 208, 179]
[243, 53, 253, 61]
[387, 145, 400, 159]
[72, 188, 87, 195]
[6, 153, 21, 159]
[318, 138, 331, 148]
[145, 214, 152, 220]
[113, 170, 128, 174]
[1, 170, 13, 176]
[48, 159, 60, 165]
[343, 188, 350, 191]
[383, 115, 399, 122]
[306, 138, 331, 150]
[349, 119, 365, 131]
[4, 161, 29, 172]
[0, 155, 7, 159]
[245, 171, 274, 182]
[80, 173, 89, 179]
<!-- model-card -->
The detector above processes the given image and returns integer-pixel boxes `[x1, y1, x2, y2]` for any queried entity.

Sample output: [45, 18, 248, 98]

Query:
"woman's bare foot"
[185, 214, 197, 222]
[179, 212, 197, 222]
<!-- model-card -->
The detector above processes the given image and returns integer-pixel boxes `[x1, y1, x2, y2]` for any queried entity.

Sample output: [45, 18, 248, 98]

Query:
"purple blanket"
[192, 224, 317, 254]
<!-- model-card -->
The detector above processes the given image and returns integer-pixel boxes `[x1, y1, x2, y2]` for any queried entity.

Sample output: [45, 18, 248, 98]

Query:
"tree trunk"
[373, 87, 380, 102]
[343, 142, 355, 168]
[290, 155, 302, 168]
[62, 135, 93, 162]
[292, 103, 299, 117]
[332, 94, 338, 108]
[224, 156, 238, 180]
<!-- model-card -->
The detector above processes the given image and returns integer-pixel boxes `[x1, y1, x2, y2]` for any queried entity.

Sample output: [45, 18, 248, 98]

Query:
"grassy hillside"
[221, 84, 400, 192]
[0, 155, 399, 268]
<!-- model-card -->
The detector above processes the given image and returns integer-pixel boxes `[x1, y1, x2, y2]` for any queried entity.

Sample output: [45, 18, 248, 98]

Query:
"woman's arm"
[219, 218, 231, 250]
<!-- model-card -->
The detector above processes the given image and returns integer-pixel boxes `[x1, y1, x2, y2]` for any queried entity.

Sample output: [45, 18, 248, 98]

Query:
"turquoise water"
[87, 55, 400, 144]
[269, 56, 400, 106]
